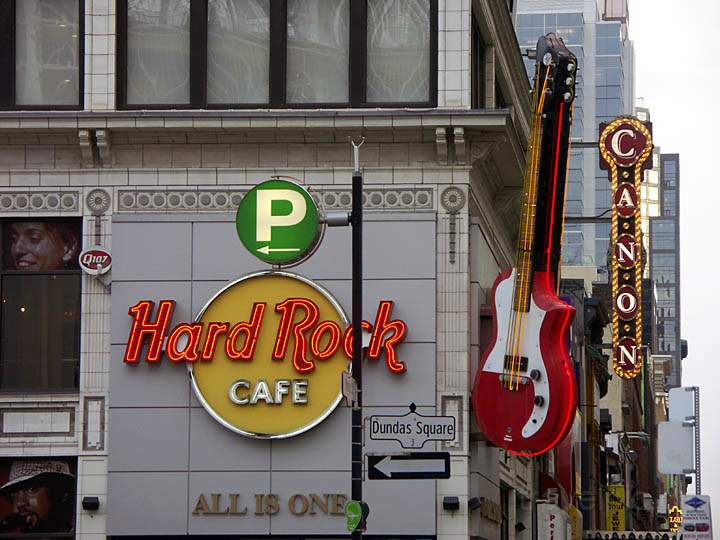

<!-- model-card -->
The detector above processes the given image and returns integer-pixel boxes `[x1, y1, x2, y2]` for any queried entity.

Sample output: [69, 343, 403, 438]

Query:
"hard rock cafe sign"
[599, 117, 653, 379]
[123, 180, 410, 439]
[123, 271, 408, 438]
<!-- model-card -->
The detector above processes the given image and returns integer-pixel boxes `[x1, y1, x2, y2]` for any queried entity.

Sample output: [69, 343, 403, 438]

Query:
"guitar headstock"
[532, 33, 578, 109]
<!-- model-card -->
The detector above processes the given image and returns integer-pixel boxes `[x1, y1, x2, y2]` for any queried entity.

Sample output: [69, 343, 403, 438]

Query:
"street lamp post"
[351, 137, 364, 540]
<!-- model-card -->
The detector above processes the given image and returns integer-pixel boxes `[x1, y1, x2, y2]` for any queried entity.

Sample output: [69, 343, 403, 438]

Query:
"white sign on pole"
[367, 404, 455, 449]
[658, 421, 694, 474]
[682, 495, 713, 540]
[669, 387, 696, 422]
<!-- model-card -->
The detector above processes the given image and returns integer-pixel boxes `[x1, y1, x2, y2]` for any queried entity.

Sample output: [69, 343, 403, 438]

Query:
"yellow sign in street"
[606, 484, 626, 531]
[668, 505, 684, 533]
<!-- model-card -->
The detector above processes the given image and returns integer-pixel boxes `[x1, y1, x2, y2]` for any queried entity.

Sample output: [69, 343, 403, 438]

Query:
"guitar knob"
[530, 369, 541, 381]
[534, 395, 545, 407]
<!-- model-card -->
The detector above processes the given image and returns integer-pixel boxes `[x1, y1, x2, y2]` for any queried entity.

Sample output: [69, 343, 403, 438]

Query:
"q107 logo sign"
[599, 117, 653, 379]
[236, 179, 320, 265]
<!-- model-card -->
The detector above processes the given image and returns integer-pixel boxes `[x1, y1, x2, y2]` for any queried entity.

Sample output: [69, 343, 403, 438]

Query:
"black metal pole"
[351, 143, 363, 540]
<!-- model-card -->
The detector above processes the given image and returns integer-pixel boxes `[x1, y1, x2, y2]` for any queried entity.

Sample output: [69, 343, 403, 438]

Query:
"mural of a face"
[8, 222, 76, 271]
[9, 486, 52, 531]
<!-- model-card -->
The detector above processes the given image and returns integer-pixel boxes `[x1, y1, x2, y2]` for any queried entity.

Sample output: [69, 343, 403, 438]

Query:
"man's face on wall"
[9, 485, 52, 530]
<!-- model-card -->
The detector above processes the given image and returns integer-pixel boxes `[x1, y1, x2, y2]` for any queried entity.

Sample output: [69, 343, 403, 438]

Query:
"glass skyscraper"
[651, 154, 682, 387]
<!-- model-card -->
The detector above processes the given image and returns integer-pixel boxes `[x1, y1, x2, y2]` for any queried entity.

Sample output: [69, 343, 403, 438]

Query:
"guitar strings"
[507, 66, 545, 389]
[511, 103, 543, 389]
[505, 64, 551, 391]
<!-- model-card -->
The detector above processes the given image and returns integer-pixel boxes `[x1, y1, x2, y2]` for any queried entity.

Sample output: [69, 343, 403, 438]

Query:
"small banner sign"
[605, 484, 626, 531]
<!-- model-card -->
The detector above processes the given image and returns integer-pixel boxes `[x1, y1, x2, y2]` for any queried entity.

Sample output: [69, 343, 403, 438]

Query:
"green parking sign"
[236, 179, 320, 265]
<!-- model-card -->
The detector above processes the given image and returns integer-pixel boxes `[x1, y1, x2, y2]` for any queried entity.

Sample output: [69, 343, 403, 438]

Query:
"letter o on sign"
[616, 285, 638, 321]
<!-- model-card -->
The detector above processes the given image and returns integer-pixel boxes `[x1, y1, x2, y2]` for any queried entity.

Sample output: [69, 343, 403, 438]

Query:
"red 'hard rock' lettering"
[123, 298, 408, 374]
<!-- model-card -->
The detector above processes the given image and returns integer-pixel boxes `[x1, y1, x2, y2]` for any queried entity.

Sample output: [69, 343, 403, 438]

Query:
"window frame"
[116, 0, 438, 110]
[0, 0, 85, 111]
[0, 219, 83, 394]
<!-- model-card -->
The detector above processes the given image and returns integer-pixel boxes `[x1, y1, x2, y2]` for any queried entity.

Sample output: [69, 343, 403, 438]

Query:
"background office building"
[651, 154, 683, 388]
[515, 0, 635, 275]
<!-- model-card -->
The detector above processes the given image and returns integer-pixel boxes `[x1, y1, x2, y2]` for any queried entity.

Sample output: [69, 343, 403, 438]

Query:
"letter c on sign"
[611, 128, 636, 158]
[229, 380, 251, 405]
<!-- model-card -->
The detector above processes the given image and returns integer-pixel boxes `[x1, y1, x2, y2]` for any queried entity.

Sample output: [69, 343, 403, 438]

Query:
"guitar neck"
[512, 94, 545, 313]
[512, 37, 577, 313]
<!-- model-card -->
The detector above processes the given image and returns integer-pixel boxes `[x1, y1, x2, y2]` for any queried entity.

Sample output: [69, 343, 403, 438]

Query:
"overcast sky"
[630, 0, 720, 529]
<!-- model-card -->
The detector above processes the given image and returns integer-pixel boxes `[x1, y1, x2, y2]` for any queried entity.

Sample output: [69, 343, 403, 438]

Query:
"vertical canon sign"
[599, 117, 654, 379]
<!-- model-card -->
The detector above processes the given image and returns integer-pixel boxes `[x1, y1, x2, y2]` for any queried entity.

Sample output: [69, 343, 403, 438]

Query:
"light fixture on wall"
[442, 496, 460, 512]
[515, 522, 527, 533]
[81, 496, 100, 511]
[468, 497, 481, 511]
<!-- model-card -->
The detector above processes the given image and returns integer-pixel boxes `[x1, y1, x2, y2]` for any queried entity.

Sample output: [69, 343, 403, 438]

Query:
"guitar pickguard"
[481, 270, 550, 438]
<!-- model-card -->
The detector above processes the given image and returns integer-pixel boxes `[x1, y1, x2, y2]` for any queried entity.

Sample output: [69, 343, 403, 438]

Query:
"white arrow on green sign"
[236, 179, 320, 265]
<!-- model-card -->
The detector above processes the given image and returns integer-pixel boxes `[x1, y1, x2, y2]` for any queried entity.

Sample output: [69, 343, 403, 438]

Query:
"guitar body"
[473, 268, 576, 456]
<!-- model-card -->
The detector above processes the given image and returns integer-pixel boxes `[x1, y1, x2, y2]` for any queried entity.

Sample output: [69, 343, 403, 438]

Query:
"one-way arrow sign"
[367, 452, 450, 480]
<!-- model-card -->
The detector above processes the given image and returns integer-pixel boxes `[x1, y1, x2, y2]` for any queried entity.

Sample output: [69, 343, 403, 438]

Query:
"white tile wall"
[85, 0, 116, 111]
[438, 0, 471, 107]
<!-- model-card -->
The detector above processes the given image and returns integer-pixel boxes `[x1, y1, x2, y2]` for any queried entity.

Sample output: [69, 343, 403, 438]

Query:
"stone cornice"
[0, 108, 515, 132]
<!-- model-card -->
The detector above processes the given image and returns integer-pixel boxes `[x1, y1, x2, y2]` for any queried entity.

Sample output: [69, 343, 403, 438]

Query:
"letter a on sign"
[236, 179, 321, 265]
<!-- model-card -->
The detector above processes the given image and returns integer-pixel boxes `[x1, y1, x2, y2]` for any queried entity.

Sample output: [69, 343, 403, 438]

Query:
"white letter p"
[256, 189, 307, 242]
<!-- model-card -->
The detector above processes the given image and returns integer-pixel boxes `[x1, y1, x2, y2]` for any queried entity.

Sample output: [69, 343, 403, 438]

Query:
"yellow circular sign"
[190, 271, 349, 439]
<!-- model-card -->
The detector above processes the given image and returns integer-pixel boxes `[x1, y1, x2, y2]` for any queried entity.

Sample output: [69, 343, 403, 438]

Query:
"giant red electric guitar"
[472, 34, 578, 456]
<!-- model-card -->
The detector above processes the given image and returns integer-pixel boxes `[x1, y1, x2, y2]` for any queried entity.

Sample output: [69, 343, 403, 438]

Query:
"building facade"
[651, 154, 682, 389]
[0, 1, 541, 540]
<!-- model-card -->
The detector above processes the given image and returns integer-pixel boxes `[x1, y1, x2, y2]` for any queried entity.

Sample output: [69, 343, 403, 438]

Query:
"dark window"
[0, 0, 84, 110]
[471, 15, 485, 108]
[207, 0, 270, 105]
[126, 0, 191, 105]
[662, 158, 678, 187]
[662, 189, 677, 216]
[287, 0, 349, 104]
[0, 220, 82, 392]
[116, 0, 437, 108]
[651, 219, 676, 251]
[656, 285, 676, 304]
[500, 484, 510, 540]
[495, 81, 508, 109]
[366, 0, 431, 103]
